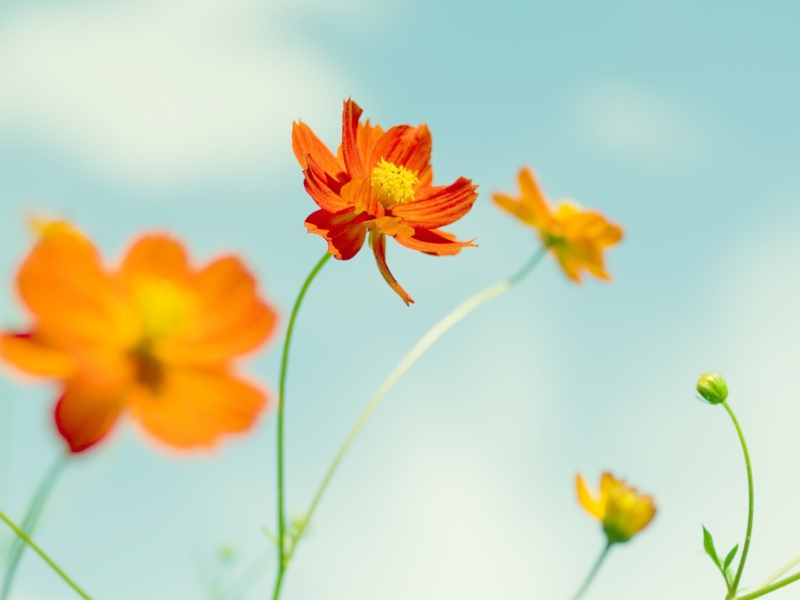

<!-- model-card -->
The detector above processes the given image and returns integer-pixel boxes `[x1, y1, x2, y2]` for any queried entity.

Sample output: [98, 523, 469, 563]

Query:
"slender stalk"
[571, 543, 612, 600]
[737, 571, 800, 600]
[0, 508, 91, 600]
[1, 453, 67, 600]
[272, 252, 331, 600]
[722, 400, 754, 597]
[759, 554, 800, 588]
[285, 248, 547, 564]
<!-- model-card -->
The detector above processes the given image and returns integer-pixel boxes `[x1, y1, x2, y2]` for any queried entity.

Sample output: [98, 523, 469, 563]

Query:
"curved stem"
[0, 508, 91, 600]
[272, 252, 331, 600]
[737, 571, 800, 600]
[1, 453, 67, 600]
[722, 400, 754, 597]
[571, 543, 612, 600]
[286, 247, 547, 563]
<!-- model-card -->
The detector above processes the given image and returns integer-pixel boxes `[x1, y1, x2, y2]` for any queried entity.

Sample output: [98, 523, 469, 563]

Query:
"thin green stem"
[737, 571, 800, 600]
[0, 508, 91, 600]
[722, 400, 754, 597]
[272, 252, 331, 600]
[759, 554, 800, 588]
[571, 543, 612, 600]
[1, 453, 67, 600]
[285, 247, 547, 564]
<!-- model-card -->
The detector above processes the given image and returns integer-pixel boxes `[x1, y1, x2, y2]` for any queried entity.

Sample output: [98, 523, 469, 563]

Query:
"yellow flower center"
[133, 279, 194, 341]
[370, 159, 418, 206]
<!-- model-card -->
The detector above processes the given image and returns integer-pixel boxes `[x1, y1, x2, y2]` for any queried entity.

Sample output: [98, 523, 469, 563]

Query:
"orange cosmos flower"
[292, 98, 479, 305]
[492, 167, 623, 282]
[576, 472, 656, 545]
[0, 225, 277, 453]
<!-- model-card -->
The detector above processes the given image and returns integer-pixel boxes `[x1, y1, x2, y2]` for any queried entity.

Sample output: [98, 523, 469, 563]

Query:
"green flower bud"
[697, 373, 728, 404]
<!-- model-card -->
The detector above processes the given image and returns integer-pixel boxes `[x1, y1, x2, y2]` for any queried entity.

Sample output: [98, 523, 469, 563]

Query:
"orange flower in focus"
[0, 225, 278, 453]
[492, 167, 623, 282]
[292, 99, 479, 305]
[576, 472, 656, 544]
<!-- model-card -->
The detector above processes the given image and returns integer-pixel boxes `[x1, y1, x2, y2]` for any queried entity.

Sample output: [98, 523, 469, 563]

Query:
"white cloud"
[569, 80, 710, 170]
[0, 0, 370, 183]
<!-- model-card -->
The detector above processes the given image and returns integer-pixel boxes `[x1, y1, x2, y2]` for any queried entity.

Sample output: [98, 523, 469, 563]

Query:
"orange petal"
[0, 332, 75, 378]
[17, 231, 131, 347]
[342, 99, 367, 179]
[342, 178, 384, 218]
[304, 208, 369, 260]
[518, 167, 552, 220]
[370, 124, 432, 175]
[392, 177, 478, 229]
[355, 118, 385, 169]
[119, 234, 191, 286]
[292, 121, 344, 179]
[130, 367, 268, 449]
[162, 256, 278, 364]
[370, 231, 414, 305]
[395, 228, 475, 256]
[302, 154, 352, 213]
[492, 192, 536, 227]
[576, 474, 606, 520]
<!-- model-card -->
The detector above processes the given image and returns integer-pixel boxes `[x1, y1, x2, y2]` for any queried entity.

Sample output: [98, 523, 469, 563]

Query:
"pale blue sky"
[2, 0, 800, 598]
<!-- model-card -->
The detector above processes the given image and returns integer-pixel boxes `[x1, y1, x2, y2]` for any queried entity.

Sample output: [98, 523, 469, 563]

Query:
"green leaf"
[262, 527, 279, 547]
[723, 544, 739, 570]
[703, 526, 722, 569]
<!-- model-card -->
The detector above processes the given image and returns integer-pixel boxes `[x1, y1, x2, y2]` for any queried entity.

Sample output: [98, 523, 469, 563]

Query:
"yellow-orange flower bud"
[697, 372, 728, 405]
[576, 472, 656, 545]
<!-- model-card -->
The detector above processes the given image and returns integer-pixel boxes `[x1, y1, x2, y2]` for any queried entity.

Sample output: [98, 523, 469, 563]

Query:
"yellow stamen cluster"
[133, 279, 194, 341]
[371, 159, 418, 206]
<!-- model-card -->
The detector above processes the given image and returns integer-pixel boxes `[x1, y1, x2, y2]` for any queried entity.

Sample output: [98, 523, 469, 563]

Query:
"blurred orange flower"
[492, 167, 623, 282]
[576, 472, 656, 544]
[0, 225, 277, 453]
[292, 98, 479, 305]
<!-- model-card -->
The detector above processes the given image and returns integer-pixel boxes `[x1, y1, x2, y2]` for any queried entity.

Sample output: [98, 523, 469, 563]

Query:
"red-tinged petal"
[162, 256, 278, 364]
[54, 353, 133, 453]
[304, 208, 369, 260]
[341, 178, 384, 218]
[17, 231, 131, 347]
[119, 234, 192, 286]
[395, 228, 476, 256]
[370, 231, 414, 305]
[303, 154, 352, 213]
[0, 332, 75, 378]
[416, 164, 433, 189]
[391, 177, 478, 229]
[292, 121, 344, 179]
[130, 367, 267, 449]
[342, 99, 367, 179]
[55, 386, 124, 453]
[370, 124, 432, 175]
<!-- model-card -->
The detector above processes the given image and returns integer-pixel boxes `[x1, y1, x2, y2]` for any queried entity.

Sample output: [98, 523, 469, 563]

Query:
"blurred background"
[2, 0, 800, 598]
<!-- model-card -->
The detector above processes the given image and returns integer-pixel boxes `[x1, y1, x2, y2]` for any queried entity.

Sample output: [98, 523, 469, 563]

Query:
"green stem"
[1, 453, 67, 600]
[0, 508, 91, 600]
[759, 554, 800, 588]
[285, 247, 547, 564]
[571, 543, 612, 600]
[737, 571, 800, 600]
[272, 252, 331, 600]
[722, 400, 754, 598]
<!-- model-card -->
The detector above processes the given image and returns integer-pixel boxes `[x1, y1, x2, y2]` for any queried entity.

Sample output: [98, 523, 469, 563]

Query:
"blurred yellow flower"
[492, 167, 623, 282]
[576, 472, 656, 544]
